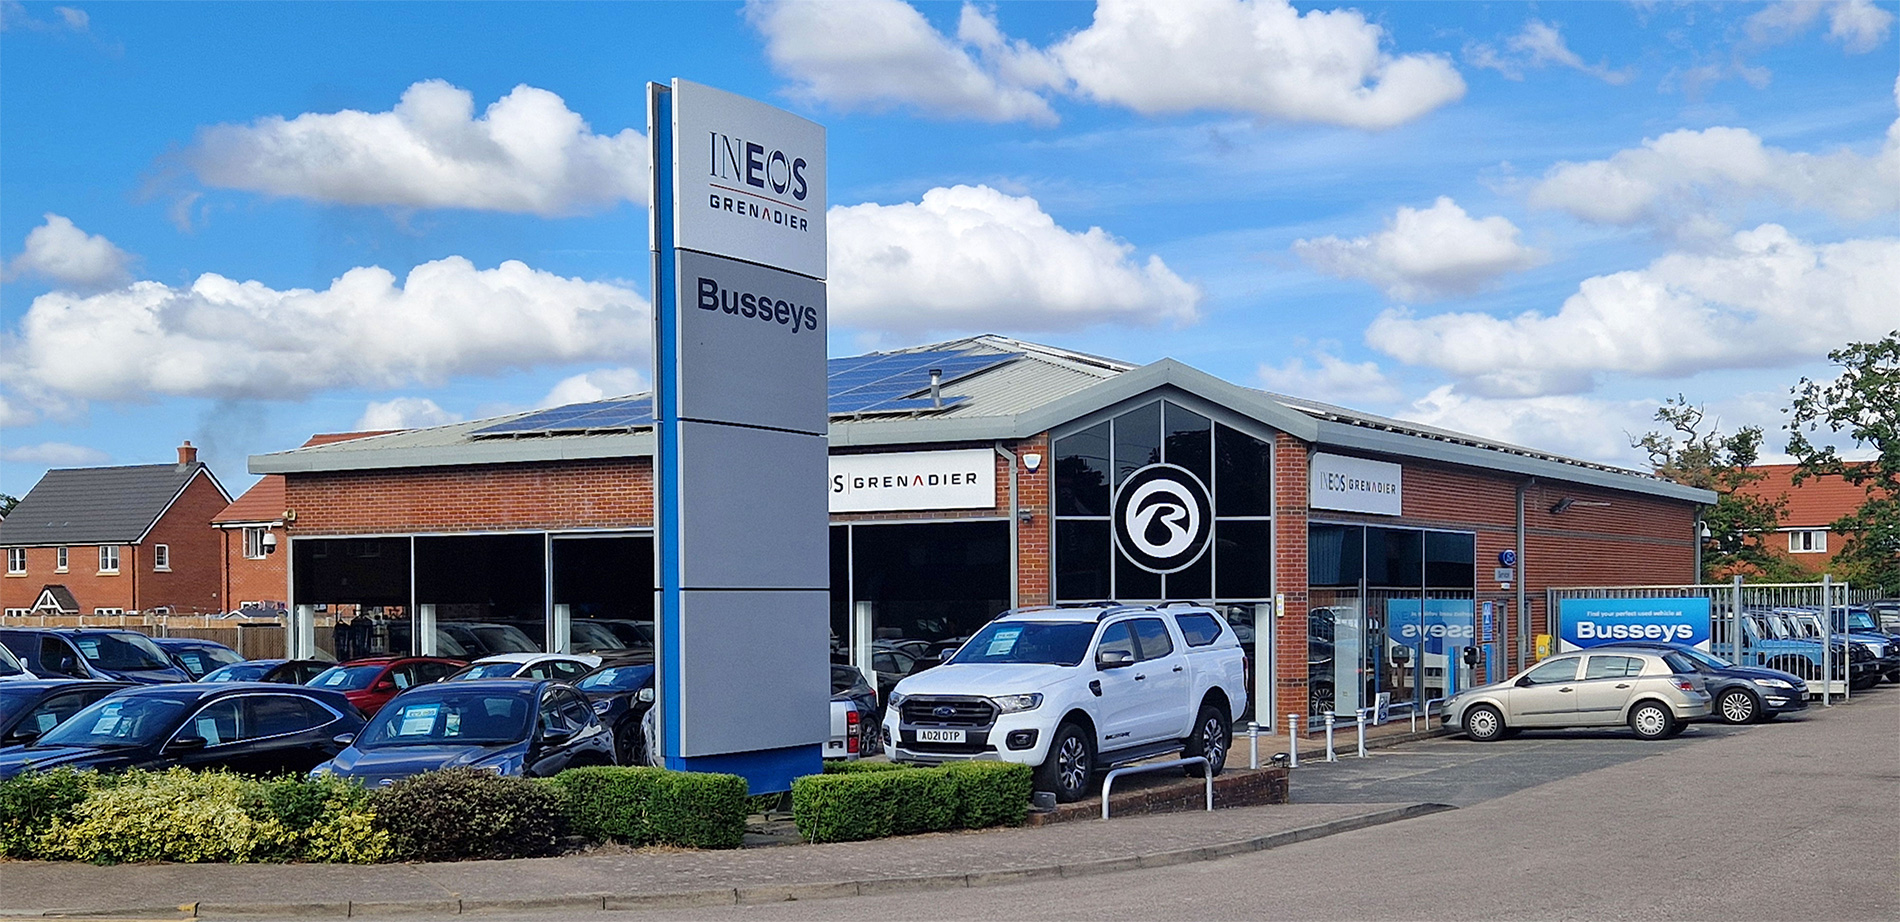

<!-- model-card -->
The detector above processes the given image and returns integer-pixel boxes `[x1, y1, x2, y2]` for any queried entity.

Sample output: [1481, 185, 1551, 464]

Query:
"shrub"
[944, 761, 1033, 829]
[549, 766, 747, 849]
[792, 772, 894, 843]
[821, 760, 910, 774]
[372, 768, 566, 862]
[792, 761, 1033, 842]
[241, 775, 387, 864]
[885, 768, 956, 836]
[0, 769, 109, 859]
[37, 769, 285, 864]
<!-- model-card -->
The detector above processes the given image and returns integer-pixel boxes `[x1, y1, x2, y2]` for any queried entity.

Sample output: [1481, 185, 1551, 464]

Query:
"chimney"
[177, 440, 198, 466]
[929, 368, 943, 409]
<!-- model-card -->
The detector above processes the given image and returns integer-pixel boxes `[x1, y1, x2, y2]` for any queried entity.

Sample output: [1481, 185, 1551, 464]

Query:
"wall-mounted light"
[1021, 452, 1043, 473]
[1017, 508, 1034, 525]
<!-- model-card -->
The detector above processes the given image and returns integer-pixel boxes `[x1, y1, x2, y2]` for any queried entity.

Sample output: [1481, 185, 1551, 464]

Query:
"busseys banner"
[1557, 597, 1711, 652]
[1383, 598, 1475, 655]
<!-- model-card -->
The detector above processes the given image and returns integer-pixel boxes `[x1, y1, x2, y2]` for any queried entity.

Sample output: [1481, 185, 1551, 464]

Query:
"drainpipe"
[1515, 478, 1533, 671]
[995, 442, 1020, 609]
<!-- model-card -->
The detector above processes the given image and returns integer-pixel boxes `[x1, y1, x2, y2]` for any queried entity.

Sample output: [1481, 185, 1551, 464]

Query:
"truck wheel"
[1035, 722, 1094, 803]
[1181, 704, 1230, 777]
[1715, 688, 1759, 725]
[1628, 701, 1676, 740]
[1462, 705, 1505, 742]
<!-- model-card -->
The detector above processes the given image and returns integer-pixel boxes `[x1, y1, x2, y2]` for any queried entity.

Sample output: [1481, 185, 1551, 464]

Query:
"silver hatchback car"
[1443, 648, 1712, 741]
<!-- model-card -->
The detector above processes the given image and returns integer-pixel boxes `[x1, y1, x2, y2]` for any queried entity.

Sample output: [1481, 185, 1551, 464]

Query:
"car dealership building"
[250, 335, 1714, 729]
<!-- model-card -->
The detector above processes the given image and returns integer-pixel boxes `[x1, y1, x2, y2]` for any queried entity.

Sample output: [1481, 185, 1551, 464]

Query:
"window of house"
[1789, 530, 1827, 553]
[5, 549, 23, 574]
[243, 527, 267, 559]
[4, 608, 29, 617]
[153, 544, 170, 571]
[99, 546, 120, 573]
[93, 608, 124, 616]
[56, 547, 68, 572]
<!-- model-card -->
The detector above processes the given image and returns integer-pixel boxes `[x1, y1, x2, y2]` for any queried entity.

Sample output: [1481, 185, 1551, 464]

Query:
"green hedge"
[791, 761, 1032, 843]
[0, 769, 113, 859]
[548, 766, 748, 849]
[820, 760, 911, 774]
[371, 768, 565, 862]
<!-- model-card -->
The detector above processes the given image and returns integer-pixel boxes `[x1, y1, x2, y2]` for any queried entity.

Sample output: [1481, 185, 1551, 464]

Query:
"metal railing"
[1101, 757, 1211, 820]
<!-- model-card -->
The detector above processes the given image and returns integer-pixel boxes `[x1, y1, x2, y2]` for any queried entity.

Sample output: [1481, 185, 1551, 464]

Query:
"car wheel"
[1850, 673, 1880, 691]
[1308, 683, 1333, 716]
[1462, 704, 1506, 742]
[1628, 700, 1676, 740]
[614, 717, 640, 766]
[1715, 688, 1759, 725]
[1181, 704, 1230, 777]
[1035, 722, 1094, 803]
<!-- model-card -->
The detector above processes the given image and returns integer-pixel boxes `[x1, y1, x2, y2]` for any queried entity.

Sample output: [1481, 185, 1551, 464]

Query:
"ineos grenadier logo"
[1112, 463, 1213, 574]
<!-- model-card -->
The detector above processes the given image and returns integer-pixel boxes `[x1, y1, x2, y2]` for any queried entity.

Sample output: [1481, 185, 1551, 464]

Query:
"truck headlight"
[887, 691, 906, 709]
[992, 693, 1043, 713]
[1754, 678, 1794, 689]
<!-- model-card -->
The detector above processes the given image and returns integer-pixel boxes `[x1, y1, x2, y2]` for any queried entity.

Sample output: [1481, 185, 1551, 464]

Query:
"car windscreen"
[1846, 611, 1878, 631]
[470, 626, 538, 654]
[452, 662, 524, 680]
[204, 662, 274, 682]
[949, 622, 1097, 667]
[309, 664, 387, 691]
[71, 633, 173, 671]
[356, 689, 533, 748]
[569, 623, 628, 653]
[0, 645, 23, 678]
[0, 686, 42, 723]
[32, 696, 190, 749]
[576, 665, 653, 692]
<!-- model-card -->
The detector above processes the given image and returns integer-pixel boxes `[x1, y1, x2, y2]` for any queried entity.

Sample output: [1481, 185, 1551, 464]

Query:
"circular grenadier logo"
[1112, 463, 1214, 574]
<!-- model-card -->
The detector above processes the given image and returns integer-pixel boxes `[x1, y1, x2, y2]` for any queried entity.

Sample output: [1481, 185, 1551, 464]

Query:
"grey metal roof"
[0, 463, 219, 547]
[247, 335, 1714, 505]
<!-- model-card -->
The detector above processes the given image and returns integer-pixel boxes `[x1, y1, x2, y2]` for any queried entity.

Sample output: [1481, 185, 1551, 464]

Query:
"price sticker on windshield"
[90, 702, 122, 735]
[986, 627, 1022, 657]
[397, 705, 440, 737]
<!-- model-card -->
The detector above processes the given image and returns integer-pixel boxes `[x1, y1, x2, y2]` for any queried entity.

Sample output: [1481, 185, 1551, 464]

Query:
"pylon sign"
[648, 79, 828, 792]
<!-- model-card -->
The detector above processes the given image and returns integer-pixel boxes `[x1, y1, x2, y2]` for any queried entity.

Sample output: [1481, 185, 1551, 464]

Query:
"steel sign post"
[649, 79, 827, 792]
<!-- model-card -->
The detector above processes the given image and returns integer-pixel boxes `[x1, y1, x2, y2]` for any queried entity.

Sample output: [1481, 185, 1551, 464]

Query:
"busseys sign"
[1383, 598, 1475, 656]
[1557, 597, 1712, 652]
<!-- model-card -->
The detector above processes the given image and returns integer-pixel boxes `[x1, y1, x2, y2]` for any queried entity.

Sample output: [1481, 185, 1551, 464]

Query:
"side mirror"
[1515, 675, 1536, 688]
[331, 732, 356, 748]
[938, 649, 956, 663]
[3, 728, 41, 745]
[635, 688, 655, 704]
[1096, 650, 1135, 669]
[540, 727, 575, 746]
[373, 680, 397, 693]
[165, 735, 208, 754]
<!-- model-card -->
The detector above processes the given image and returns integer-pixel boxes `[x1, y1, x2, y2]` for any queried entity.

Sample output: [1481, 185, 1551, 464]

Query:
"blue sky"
[3, 0, 1896, 498]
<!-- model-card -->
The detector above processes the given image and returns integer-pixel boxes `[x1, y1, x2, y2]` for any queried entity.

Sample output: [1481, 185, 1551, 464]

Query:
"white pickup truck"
[882, 604, 1249, 802]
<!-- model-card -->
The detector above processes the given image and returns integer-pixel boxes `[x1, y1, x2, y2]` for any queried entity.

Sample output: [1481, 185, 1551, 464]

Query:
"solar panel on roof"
[471, 399, 653, 437]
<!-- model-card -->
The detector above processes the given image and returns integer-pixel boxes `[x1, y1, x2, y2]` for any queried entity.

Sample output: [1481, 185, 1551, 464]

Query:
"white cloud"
[1401, 387, 1660, 465]
[4, 213, 133, 288]
[1366, 224, 1900, 397]
[1258, 351, 1400, 405]
[1529, 97, 1900, 232]
[3, 256, 650, 411]
[538, 367, 648, 408]
[1292, 198, 1544, 301]
[1746, 0, 1893, 54]
[1052, 0, 1465, 130]
[745, 0, 1058, 124]
[828, 184, 1201, 334]
[1825, 0, 1896, 52]
[354, 397, 461, 431]
[1, 1, 89, 33]
[0, 441, 109, 467]
[1465, 19, 1633, 85]
[183, 80, 647, 215]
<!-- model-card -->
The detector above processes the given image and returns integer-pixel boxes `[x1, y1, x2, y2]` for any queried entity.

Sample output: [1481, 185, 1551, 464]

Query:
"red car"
[307, 656, 466, 716]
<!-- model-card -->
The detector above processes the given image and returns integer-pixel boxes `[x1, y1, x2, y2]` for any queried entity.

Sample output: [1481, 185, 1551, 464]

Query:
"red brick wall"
[138, 473, 229, 615]
[221, 525, 288, 608]
[1271, 434, 1310, 726]
[2, 545, 134, 613]
[283, 459, 654, 535]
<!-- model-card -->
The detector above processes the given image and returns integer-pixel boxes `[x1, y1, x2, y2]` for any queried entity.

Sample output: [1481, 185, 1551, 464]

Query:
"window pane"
[1115, 553, 1161, 601]
[1215, 520, 1273, 599]
[245, 696, 330, 737]
[1055, 520, 1110, 601]
[1584, 655, 1636, 680]
[1175, 613, 1222, 647]
[1308, 524, 1363, 587]
[1524, 658, 1579, 684]
[1166, 550, 1212, 601]
[1365, 528, 1423, 588]
[1425, 532, 1475, 588]
[1054, 422, 1111, 516]
[1215, 424, 1273, 516]
[1163, 402, 1211, 484]
[1096, 623, 1137, 660]
[1131, 618, 1174, 660]
[1113, 401, 1162, 486]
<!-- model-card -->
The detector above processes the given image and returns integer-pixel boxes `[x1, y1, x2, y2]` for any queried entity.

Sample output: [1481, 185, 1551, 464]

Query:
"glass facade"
[1307, 524, 1477, 717]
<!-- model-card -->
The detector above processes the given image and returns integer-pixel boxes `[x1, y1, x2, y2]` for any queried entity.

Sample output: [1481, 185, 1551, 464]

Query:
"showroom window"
[1307, 524, 1476, 717]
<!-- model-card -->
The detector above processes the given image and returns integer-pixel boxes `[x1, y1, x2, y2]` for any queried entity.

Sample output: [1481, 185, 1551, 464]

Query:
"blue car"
[312, 679, 615, 786]
[1590, 641, 1808, 724]
[199, 658, 334, 685]
[152, 637, 246, 680]
[0, 680, 130, 748]
[0, 628, 192, 684]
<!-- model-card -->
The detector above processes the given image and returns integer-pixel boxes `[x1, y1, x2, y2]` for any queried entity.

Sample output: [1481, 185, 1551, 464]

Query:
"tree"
[1633, 396, 1801, 582]
[1786, 331, 1900, 593]
[0, 493, 17, 517]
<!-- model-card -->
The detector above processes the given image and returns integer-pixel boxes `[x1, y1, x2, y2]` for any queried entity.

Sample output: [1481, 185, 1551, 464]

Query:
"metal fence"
[1548, 578, 1866, 700]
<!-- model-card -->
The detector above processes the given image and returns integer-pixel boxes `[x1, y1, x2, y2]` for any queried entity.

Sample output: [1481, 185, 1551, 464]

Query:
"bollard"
[1247, 721, 1259, 770]
[1323, 709, 1336, 762]
[1287, 714, 1299, 768]
[1355, 707, 1369, 758]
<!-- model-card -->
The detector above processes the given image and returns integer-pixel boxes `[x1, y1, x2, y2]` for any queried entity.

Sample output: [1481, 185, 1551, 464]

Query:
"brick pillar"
[1014, 434, 1052, 606]
[1271, 434, 1309, 729]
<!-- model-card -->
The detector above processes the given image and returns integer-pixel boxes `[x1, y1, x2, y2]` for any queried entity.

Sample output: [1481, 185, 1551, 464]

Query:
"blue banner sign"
[1384, 598, 1475, 655]
[1557, 597, 1711, 652]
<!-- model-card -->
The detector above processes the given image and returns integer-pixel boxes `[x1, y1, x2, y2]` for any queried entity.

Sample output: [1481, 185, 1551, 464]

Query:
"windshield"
[309, 664, 387, 691]
[203, 662, 274, 683]
[949, 621, 1097, 667]
[576, 665, 653, 692]
[451, 662, 524, 681]
[33, 696, 189, 749]
[356, 689, 532, 748]
[0, 645, 22, 678]
[1846, 611, 1878, 631]
[0, 686, 41, 723]
[569, 623, 628, 653]
[470, 626, 538, 654]
[71, 633, 172, 671]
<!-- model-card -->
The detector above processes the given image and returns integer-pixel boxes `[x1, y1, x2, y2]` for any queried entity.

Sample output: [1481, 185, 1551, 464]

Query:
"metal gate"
[1548, 577, 1874, 702]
